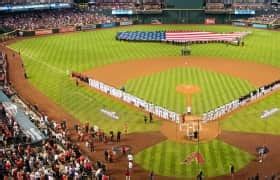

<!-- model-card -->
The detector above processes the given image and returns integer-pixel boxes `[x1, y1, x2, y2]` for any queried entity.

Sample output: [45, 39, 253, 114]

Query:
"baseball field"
[7, 24, 280, 178]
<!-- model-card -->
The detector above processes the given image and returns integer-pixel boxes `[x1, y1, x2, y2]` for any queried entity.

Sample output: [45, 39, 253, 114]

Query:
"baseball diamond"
[0, 1, 280, 180]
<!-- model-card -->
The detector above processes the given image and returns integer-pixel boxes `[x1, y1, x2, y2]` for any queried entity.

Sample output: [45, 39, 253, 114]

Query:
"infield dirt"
[83, 56, 280, 88]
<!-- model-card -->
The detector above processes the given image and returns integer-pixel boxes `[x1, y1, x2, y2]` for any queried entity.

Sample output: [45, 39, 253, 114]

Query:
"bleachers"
[117, 31, 165, 42]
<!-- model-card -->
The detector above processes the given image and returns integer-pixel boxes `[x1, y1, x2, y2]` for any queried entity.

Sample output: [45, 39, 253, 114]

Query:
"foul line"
[8, 47, 67, 75]
[22, 53, 67, 75]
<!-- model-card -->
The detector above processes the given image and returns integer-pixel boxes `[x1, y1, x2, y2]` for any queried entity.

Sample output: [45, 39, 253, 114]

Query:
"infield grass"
[135, 139, 254, 178]
[125, 67, 255, 114]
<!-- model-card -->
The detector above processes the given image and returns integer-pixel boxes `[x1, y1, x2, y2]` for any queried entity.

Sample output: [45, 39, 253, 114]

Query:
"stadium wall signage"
[59, 26, 76, 33]
[204, 18, 216, 25]
[35, 29, 53, 36]
[101, 23, 117, 28]
[100, 108, 119, 120]
[261, 108, 279, 119]
[252, 24, 268, 29]
[120, 21, 133, 26]
[232, 22, 247, 27]
[81, 24, 97, 31]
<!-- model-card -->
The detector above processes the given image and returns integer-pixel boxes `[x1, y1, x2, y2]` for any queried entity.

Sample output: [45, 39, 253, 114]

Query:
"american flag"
[165, 31, 246, 42]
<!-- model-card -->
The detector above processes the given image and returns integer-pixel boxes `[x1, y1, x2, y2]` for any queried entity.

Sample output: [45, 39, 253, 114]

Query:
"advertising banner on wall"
[252, 24, 268, 29]
[204, 18, 216, 25]
[81, 24, 97, 31]
[35, 29, 53, 36]
[120, 21, 133, 26]
[232, 22, 247, 27]
[59, 26, 76, 33]
[101, 23, 117, 28]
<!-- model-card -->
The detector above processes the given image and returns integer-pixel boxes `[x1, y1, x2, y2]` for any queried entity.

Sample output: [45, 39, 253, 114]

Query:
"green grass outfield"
[125, 67, 255, 114]
[8, 24, 280, 179]
[222, 91, 280, 135]
[9, 25, 280, 134]
[135, 139, 253, 178]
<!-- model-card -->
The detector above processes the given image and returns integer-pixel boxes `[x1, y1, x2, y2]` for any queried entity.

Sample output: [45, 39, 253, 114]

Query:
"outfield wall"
[133, 10, 258, 25]
[133, 10, 205, 24]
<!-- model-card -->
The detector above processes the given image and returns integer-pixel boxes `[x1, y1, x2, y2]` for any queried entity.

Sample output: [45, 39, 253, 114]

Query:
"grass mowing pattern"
[8, 25, 280, 134]
[125, 67, 255, 114]
[8, 24, 274, 179]
[18, 54, 161, 134]
[135, 139, 253, 178]
[222, 92, 280, 135]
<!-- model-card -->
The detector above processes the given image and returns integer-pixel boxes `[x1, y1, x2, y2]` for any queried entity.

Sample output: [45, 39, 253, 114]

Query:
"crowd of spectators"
[0, 93, 111, 179]
[206, 2, 278, 11]
[0, 52, 7, 86]
[0, 52, 112, 179]
[247, 14, 280, 24]
[0, 9, 129, 31]
[92, 0, 163, 10]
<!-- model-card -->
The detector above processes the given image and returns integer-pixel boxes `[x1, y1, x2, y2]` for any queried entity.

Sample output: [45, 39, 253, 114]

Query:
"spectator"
[117, 131, 121, 143]
[127, 153, 133, 162]
[230, 164, 235, 177]
[125, 168, 131, 180]
[149, 171, 154, 180]
[0, 9, 130, 31]
[128, 161, 133, 173]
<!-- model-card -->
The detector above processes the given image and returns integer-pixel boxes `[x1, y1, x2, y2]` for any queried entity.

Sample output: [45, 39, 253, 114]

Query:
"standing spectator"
[149, 171, 154, 180]
[104, 150, 109, 162]
[197, 170, 204, 180]
[90, 140, 95, 152]
[255, 173, 259, 180]
[117, 131, 121, 143]
[124, 123, 128, 135]
[108, 151, 113, 163]
[85, 140, 89, 148]
[110, 131, 114, 142]
[128, 161, 133, 174]
[144, 115, 147, 124]
[85, 122, 89, 133]
[74, 124, 79, 133]
[127, 153, 133, 162]
[122, 146, 126, 155]
[149, 112, 153, 123]
[125, 168, 131, 180]
[230, 164, 235, 177]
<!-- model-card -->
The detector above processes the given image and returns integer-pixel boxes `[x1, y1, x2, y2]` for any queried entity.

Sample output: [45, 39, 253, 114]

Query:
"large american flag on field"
[165, 31, 248, 43]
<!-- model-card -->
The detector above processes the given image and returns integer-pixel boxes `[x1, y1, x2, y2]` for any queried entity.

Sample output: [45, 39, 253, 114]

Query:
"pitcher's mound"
[176, 84, 201, 95]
